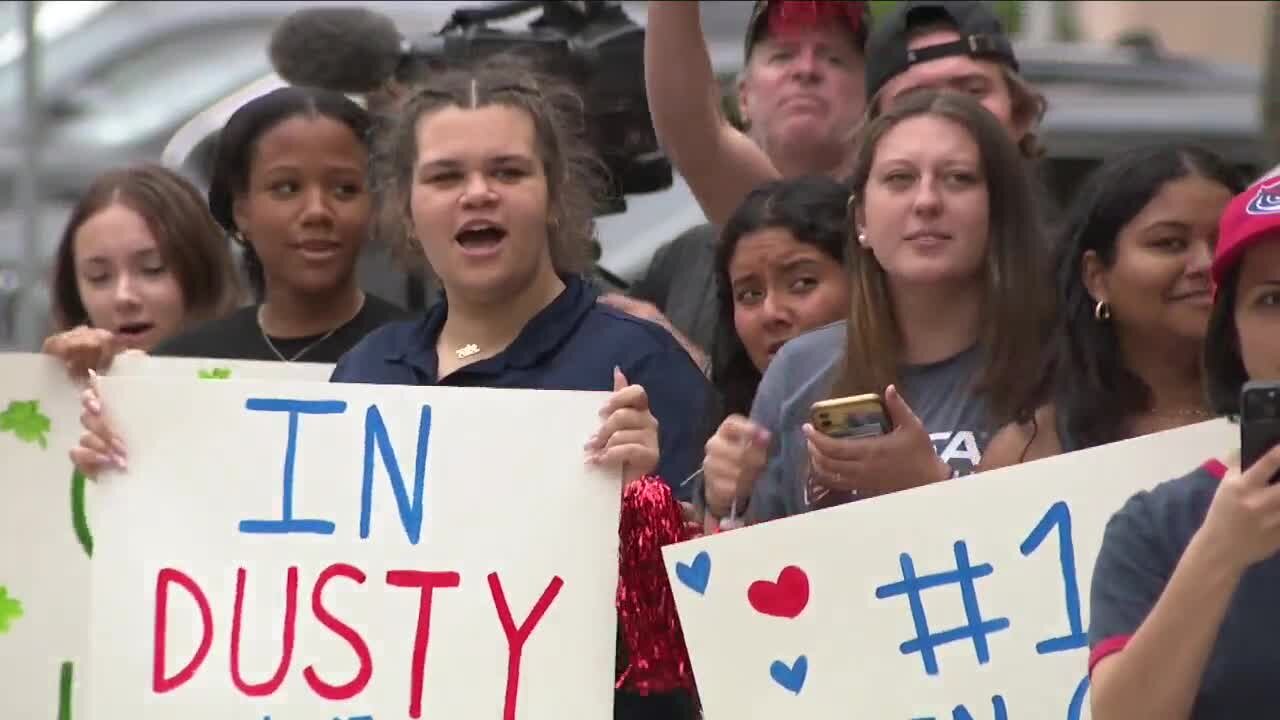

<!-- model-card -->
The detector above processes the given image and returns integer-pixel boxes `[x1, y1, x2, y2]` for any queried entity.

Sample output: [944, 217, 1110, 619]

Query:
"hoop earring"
[1094, 300, 1111, 321]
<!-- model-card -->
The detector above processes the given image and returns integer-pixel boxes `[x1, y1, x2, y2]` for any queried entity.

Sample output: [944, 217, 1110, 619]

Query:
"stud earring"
[1094, 300, 1111, 321]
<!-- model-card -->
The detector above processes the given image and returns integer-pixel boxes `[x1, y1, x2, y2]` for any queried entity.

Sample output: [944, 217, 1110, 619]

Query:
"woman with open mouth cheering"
[69, 55, 713, 720]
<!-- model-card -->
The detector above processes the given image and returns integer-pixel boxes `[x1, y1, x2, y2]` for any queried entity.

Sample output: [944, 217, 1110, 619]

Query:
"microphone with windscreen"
[268, 7, 413, 94]
[266, 1, 674, 214]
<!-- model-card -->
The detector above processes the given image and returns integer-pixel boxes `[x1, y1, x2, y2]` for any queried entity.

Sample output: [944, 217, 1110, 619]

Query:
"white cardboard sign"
[87, 375, 622, 719]
[663, 419, 1237, 720]
[0, 353, 334, 719]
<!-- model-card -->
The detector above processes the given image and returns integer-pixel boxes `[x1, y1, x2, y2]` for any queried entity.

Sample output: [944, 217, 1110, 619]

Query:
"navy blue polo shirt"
[330, 275, 712, 500]
[1088, 458, 1280, 716]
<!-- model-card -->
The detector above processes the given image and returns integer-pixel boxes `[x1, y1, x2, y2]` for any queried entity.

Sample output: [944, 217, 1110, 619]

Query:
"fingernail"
[111, 439, 127, 458]
[113, 453, 127, 471]
[87, 398, 102, 415]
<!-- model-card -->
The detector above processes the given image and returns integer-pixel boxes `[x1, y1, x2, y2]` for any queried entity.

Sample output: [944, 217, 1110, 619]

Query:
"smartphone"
[804, 394, 892, 510]
[1241, 380, 1280, 482]
[809, 393, 894, 439]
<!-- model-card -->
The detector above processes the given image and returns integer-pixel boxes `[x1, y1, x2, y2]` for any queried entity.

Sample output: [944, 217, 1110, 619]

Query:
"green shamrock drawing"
[0, 586, 23, 634]
[0, 399, 52, 449]
[197, 367, 232, 380]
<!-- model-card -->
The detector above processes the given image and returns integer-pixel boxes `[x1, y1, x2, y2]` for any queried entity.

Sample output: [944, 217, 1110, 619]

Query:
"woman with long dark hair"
[701, 89, 1052, 523]
[981, 144, 1243, 468]
[711, 175, 850, 419]
[1088, 177, 1280, 718]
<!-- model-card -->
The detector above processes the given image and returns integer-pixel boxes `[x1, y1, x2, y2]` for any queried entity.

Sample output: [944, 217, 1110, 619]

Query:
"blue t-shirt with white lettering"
[744, 321, 993, 523]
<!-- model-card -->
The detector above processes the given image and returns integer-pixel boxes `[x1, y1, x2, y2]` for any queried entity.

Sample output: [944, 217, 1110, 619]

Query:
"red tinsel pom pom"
[615, 475, 700, 695]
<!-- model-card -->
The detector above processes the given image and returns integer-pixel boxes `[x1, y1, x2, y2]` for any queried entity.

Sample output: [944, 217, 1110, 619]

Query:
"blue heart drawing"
[770, 655, 808, 695]
[675, 551, 711, 595]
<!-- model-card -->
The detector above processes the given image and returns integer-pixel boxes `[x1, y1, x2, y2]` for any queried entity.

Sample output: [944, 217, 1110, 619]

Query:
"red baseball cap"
[1214, 177, 1280, 287]
[744, 0, 870, 62]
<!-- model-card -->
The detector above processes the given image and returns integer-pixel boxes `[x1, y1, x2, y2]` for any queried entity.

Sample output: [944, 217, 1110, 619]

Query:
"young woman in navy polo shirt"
[327, 57, 712, 496]
[1088, 178, 1280, 718]
[72, 56, 711, 720]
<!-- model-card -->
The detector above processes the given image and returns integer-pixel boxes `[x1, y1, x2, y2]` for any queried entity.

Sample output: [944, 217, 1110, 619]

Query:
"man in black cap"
[602, 0, 870, 377]
[866, 0, 1046, 158]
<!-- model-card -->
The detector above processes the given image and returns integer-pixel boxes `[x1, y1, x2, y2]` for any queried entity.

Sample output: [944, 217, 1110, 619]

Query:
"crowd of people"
[28, 1, 1280, 718]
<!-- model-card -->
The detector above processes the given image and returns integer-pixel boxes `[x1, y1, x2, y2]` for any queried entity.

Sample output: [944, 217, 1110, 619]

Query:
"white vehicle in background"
[0, 1, 468, 350]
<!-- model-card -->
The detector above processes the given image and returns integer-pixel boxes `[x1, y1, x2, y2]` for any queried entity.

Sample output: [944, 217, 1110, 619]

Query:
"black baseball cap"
[744, 0, 871, 62]
[864, 1, 1019, 101]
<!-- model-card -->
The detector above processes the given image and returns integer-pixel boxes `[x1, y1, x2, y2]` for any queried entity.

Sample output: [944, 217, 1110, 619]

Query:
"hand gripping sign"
[83, 374, 622, 719]
[664, 418, 1236, 720]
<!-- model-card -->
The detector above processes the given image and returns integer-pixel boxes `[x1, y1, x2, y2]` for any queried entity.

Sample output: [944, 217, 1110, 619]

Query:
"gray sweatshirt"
[745, 321, 994, 523]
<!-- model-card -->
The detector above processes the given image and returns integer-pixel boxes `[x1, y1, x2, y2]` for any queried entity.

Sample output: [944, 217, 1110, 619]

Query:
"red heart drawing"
[748, 565, 810, 619]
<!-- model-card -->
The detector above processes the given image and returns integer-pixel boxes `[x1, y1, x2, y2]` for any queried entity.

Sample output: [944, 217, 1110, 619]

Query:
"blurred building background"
[0, 0, 1275, 352]
[1075, 1, 1268, 67]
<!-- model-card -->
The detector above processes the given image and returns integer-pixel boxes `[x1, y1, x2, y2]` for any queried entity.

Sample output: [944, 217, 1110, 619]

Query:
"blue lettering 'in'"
[238, 398, 346, 535]
[360, 404, 431, 545]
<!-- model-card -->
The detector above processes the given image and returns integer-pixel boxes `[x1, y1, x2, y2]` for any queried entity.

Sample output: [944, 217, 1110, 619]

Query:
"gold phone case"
[810, 394, 892, 438]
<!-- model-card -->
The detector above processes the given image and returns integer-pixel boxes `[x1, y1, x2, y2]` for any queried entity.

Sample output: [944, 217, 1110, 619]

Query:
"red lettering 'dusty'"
[489, 573, 564, 720]
[230, 566, 298, 697]
[387, 570, 461, 719]
[304, 563, 374, 700]
[152, 568, 214, 693]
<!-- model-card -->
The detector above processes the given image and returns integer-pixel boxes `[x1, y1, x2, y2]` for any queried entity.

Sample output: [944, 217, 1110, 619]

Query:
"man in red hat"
[602, 0, 869, 376]
[646, 0, 870, 226]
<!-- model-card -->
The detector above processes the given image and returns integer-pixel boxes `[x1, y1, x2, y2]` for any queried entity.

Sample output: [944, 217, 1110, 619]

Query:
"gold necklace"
[455, 343, 481, 359]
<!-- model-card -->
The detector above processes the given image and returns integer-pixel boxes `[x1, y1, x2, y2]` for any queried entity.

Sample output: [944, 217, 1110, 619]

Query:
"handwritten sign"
[0, 353, 334, 719]
[87, 375, 622, 719]
[664, 419, 1237, 719]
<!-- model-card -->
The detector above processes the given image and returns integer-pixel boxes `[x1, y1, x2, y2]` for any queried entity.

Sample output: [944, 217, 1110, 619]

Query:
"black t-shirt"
[153, 294, 407, 363]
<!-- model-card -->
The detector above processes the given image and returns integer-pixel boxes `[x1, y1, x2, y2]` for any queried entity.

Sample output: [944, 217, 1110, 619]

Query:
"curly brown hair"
[371, 53, 608, 277]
